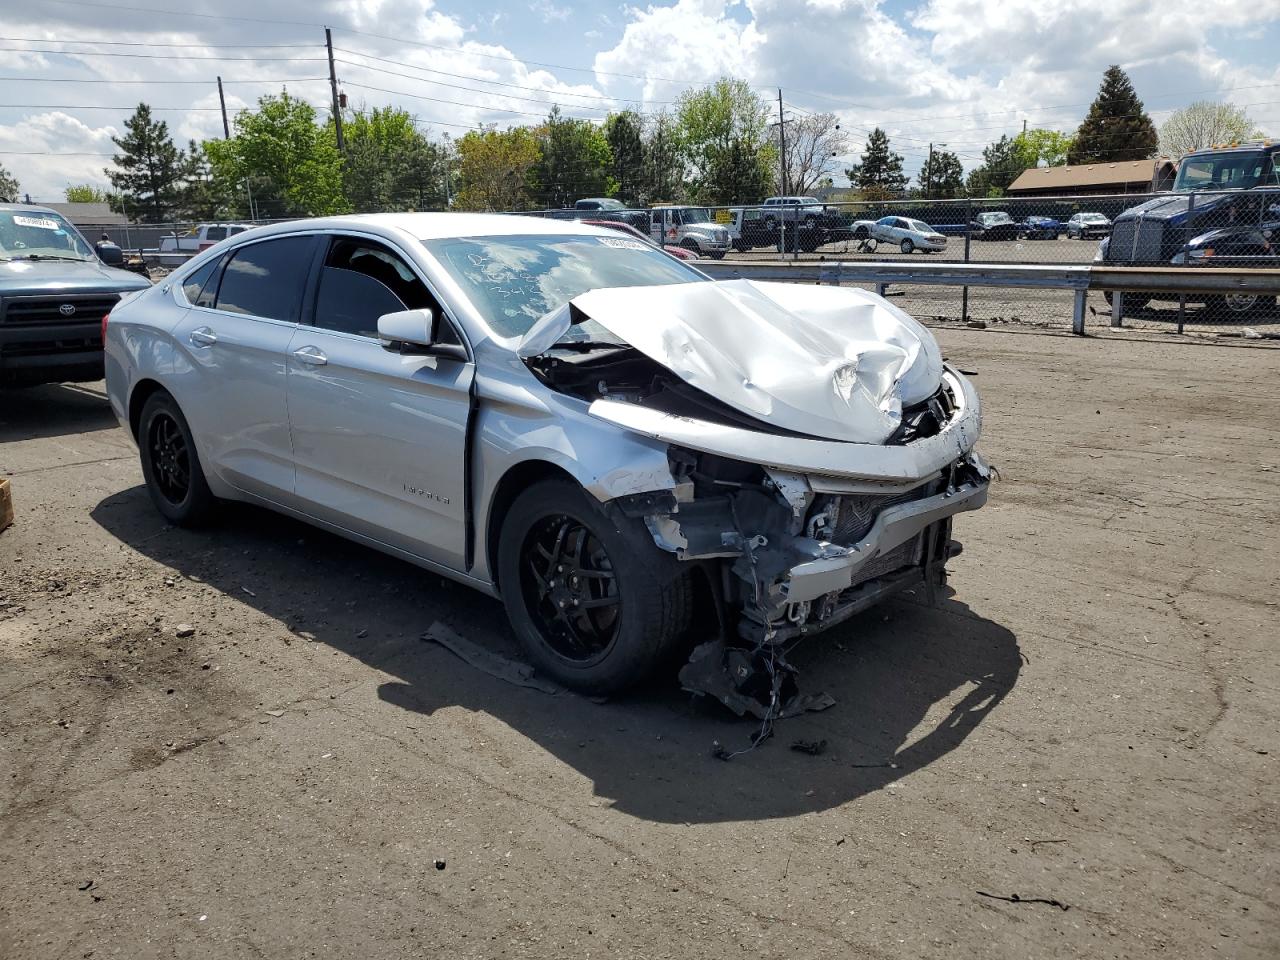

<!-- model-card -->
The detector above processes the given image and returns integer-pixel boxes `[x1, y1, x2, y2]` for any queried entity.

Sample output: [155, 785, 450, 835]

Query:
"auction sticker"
[13, 216, 60, 230]
[596, 237, 647, 250]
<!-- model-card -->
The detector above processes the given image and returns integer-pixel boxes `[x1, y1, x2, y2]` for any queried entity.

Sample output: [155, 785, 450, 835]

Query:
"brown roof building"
[1007, 159, 1178, 196]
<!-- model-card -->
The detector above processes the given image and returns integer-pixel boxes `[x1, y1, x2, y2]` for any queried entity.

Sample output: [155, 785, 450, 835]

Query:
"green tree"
[965, 135, 1024, 197]
[453, 126, 541, 211]
[605, 110, 645, 207]
[531, 106, 613, 208]
[845, 127, 907, 199]
[106, 104, 188, 222]
[917, 149, 964, 198]
[1068, 66, 1158, 164]
[1159, 101, 1260, 159]
[643, 110, 686, 204]
[65, 184, 110, 203]
[0, 163, 17, 202]
[204, 92, 347, 218]
[181, 140, 236, 220]
[342, 106, 446, 212]
[675, 78, 774, 204]
[1012, 129, 1074, 167]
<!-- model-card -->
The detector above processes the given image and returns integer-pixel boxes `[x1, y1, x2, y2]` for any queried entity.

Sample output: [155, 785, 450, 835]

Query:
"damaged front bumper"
[607, 366, 991, 645]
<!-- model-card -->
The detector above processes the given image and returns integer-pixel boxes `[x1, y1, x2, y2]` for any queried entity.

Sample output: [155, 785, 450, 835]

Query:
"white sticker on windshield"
[597, 237, 647, 250]
[13, 215, 60, 230]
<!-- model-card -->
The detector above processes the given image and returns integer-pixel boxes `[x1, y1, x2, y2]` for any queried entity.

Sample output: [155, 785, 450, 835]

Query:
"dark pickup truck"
[1, 204, 151, 386]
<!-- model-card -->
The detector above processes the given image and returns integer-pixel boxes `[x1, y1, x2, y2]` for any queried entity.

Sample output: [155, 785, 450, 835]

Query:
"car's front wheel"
[497, 480, 693, 694]
[138, 391, 216, 526]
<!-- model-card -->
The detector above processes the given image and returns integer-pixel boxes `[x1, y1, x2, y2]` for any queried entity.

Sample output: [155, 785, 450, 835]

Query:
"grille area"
[1107, 220, 1164, 262]
[831, 490, 920, 545]
[0, 294, 121, 326]
[849, 534, 923, 588]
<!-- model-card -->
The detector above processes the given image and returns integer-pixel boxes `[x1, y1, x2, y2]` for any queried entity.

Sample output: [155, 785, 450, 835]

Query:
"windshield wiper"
[549, 340, 630, 352]
[10, 253, 90, 262]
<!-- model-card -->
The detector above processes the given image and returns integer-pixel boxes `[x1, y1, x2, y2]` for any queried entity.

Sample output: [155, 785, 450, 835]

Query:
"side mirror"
[377, 308, 468, 360]
[378, 308, 436, 351]
[97, 245, 123, 266]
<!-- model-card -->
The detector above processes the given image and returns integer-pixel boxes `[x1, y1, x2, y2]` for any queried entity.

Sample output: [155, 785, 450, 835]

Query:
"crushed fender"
[679, 639, 835, 721]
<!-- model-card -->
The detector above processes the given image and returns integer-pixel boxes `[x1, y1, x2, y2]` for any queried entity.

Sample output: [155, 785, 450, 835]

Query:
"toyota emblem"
[59, 303, 76, 317]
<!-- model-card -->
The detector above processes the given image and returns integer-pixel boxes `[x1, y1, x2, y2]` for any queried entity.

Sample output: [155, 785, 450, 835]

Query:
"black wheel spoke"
[518, 511, 621, 663]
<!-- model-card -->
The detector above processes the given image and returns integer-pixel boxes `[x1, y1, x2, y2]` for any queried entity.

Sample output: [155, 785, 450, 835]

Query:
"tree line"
[1, 65, 1264, 219]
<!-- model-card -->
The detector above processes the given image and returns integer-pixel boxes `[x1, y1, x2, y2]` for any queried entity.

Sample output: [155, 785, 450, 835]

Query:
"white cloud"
[0, 113, 119, 201]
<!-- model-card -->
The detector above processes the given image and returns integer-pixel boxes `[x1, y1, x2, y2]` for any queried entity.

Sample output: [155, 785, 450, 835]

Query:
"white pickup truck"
[158, 222, 251, 253]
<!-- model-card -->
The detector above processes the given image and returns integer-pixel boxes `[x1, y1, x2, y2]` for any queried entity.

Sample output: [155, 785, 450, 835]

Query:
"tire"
[1207, 293, 1275, 319]
[1102, 291, 1151, 311]
[708, 250, 727, 260]
[853, 226, 868, 240]
[680, 238, 700, 256]
[137, 391, 216, 526]
[900, 238, 914, 254]
[496, 479, 694, 695]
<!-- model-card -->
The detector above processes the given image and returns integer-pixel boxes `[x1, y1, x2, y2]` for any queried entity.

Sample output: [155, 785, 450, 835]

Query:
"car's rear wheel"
[1102, 291, 1152, 312]
[1208, 293, 1275, 318]
[138, 392, 215, 526]
[900, 238, 914, 254]
[497, 479, 693, 695]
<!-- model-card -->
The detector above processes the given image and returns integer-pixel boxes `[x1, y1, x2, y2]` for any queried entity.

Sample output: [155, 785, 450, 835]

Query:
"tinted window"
[181, 258, 219, 305]
[214, 237, 315, 321]
[313, 237, 459, 344]
[204, 226, 227, 242]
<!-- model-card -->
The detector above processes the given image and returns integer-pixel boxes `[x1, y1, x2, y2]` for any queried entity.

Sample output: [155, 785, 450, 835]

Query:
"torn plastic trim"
[590, 367, 981, 484]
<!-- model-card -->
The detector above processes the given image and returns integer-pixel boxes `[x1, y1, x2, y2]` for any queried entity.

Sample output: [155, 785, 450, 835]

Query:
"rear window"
[214, 237, 315, 322]
[181, 258, 219, 306]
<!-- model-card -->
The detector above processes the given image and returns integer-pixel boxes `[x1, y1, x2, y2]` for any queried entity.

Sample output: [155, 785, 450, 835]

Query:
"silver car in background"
[105, 214, 988, 696]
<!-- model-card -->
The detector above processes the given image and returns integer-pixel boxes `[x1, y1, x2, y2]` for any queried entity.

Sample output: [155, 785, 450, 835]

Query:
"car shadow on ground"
[93, 486, 1021, 825]
[0, 382, 117, 442]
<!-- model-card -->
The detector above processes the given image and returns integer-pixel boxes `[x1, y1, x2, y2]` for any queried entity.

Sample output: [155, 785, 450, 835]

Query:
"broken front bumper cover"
[784, 474, 988, 604]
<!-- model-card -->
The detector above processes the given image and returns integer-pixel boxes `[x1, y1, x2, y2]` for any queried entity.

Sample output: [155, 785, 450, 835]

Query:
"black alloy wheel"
[148, 411, 191, 505]
[519, 514, 620, 664]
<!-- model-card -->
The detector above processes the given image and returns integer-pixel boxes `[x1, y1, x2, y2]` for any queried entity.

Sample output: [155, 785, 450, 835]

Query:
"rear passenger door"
[284, 233, 474, 571]
[171, 234, 318, 502]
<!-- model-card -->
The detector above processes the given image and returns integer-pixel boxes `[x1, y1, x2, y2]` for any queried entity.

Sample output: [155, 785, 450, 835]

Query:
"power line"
[335, 59, 609, 113]
[341, 80, 605, 123]
[0, 75, 328, 84]
[0, 45, 325, 62]
[334, 47, 668, 107]
[0, 104, 223, 111]
[0, 35, 317, 48]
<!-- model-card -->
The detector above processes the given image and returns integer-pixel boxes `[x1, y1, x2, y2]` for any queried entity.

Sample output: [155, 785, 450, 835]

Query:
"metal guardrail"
[698, 260, 1280, 335]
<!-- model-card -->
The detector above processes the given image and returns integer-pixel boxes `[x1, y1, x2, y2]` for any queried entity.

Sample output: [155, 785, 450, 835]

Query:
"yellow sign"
[714, 209, 732, 224]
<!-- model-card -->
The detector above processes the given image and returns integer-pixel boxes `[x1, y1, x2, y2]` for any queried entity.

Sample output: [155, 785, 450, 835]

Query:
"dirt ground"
[1, 329, 1276, 960]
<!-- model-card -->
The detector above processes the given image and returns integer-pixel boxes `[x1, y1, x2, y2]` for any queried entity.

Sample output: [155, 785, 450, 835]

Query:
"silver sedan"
[105, 214, 989, 696]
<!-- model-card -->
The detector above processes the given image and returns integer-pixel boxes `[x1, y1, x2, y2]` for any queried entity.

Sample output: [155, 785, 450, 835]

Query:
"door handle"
[189, 327, 217, 347]
[291, 346, 328, 366]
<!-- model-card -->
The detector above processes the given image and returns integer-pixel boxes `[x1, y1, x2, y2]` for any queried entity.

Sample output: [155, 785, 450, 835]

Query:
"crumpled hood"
[519, 279, 944, 445]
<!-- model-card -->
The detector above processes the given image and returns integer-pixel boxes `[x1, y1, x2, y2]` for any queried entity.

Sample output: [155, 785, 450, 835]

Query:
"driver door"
[284, 233, 474, 571]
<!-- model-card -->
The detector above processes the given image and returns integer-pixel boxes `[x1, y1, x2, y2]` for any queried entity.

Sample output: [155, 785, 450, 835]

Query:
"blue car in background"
[1017, 216, 1062, 239]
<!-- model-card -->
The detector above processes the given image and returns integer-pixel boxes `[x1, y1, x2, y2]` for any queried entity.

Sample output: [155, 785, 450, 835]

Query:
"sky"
[1, 0, 1278, 202]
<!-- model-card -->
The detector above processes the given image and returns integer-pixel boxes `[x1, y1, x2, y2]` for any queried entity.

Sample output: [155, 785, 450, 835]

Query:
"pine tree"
[845, 128, 907, 199]
[1068, 66, 1158, 164]
[917, 149, 964, 198]
[106, 104, 189, 222]
[605, 111, 645, 207]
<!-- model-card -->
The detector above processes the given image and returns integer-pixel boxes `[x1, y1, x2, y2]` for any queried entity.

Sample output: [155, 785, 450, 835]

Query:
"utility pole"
[1022, 118, 1028, 135]
[776, 89, 788, 195]
[325, 27, 345, 152]
[926, 142, 934, 200]
[216, 76, 230, 139]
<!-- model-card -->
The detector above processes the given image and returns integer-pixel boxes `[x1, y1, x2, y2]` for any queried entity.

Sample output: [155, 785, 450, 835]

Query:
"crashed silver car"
[104, 214, 989, 701]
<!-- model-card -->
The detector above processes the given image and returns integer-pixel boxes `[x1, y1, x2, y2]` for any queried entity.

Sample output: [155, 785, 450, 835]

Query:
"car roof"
[0, 203, 62, 215]
[240, 212, 615, 242]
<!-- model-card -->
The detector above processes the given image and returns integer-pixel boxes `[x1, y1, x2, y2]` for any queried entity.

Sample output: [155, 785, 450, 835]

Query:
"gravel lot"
[1, 330, 1276, 959]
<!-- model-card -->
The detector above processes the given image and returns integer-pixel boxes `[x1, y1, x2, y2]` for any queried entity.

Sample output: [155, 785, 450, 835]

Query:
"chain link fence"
[71, 187, 1279, 342]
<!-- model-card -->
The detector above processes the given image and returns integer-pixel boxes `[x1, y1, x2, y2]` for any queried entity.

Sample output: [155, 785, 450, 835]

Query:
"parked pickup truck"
[158, 222, 251, 253]
[1, 204, 151, 386]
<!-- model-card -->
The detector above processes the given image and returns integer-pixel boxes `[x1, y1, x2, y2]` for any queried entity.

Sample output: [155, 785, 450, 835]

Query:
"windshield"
[677, 208, 711, 224]
[1174, 151, 1269, 192]
[980, 213, 1011, 224]
[423, 234, 707, 340]
[0, 210, 95, 261]
[1081, 213, 1106, 221]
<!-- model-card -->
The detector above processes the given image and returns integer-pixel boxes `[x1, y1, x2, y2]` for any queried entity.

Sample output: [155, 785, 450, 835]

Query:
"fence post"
[1110, 291, 1123, 327]
[1072, 288, 1086, 335]
[961, 198, 971, 323]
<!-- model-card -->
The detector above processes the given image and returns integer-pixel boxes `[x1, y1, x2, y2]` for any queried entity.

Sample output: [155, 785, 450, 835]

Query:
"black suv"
[1, 204, 152, 386]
